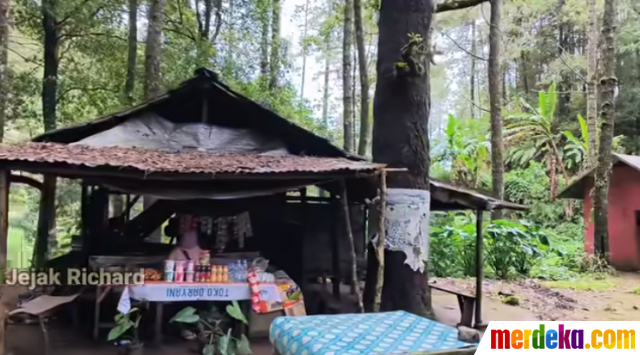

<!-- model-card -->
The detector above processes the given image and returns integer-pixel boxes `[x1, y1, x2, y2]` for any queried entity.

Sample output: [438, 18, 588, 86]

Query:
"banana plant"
[433, 114, 490, 188]
[505, 82, 569, 199]
[563, 113, 625, 171]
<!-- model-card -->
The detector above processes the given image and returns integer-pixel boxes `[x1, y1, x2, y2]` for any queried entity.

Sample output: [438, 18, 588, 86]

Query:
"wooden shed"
[558, 153, 640, 270]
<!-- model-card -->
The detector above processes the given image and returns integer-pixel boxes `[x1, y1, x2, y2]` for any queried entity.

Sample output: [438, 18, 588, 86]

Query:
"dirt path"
[433, 272, 640, 322]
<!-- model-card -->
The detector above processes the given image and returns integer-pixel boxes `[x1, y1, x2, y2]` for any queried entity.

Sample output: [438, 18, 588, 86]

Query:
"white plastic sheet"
[73, 112, 290, 155]
[371, 188, 431, 272]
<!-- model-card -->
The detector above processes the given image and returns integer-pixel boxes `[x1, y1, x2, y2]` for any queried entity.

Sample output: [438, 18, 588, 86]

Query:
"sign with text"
[125, 282, 280, 302]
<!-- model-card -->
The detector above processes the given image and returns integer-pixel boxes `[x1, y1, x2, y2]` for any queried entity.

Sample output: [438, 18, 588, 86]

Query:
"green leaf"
[219, 331, 231, 355]
[107, 321, 133, 341]
[170, 307, 200, 323]
[226, 301, 248, 324]
[236, 334, 252, 355]
[202, 344, 216, 355]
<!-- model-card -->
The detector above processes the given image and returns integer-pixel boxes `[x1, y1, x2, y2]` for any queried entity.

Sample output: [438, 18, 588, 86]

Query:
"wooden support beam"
[474, 209, 485, 329]
[330, 193, 341, 300]
[373, 170, 387, 313]
[8, 174, 43, 191]
[436, 0, 488, 13]
[0, 169, 10, 354]
[340, 180, 363, 313]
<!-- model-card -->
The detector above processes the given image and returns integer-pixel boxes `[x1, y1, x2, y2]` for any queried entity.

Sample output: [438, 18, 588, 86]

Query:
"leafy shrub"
[430, 214, 552, 280]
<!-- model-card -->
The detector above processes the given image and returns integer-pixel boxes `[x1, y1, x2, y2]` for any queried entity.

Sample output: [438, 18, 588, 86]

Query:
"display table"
[269, 311, 477, 355]
[111, 281, 282, 347]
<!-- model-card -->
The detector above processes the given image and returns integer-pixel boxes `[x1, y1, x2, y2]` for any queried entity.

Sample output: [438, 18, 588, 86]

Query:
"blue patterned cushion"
[269, 311, 477, 355]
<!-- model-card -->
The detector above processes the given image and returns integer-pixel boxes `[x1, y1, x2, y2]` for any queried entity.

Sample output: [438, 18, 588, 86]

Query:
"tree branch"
[436, 0, 488, 13]
[441, 31, 487, 61]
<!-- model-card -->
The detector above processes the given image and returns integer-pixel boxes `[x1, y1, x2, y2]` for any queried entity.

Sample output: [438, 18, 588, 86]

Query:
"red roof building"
[559, 154, 640, 270]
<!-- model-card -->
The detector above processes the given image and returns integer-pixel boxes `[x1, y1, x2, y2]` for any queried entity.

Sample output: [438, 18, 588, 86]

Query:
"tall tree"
[364, 0, 435, 317]
[363, 0, 489, 316]
[488, 0, 504, 219]
[0, 0, 8, 143]
[586, 0, 599, 168]
[144, 0, 166, 100]
[299, 0, 310, 100]
[354, 0, 370, 156]
[36, 0, 61, 265]
[124, 0, 138, 106]
[469, 21, 476, 119]
[143, 0, 167, 241]
[342, 0, 355, 152]
[269, 0, 281, 90]
[593, 0, 619, 258]
[112, 0, 139, 218]
[259, 0, 270, 79]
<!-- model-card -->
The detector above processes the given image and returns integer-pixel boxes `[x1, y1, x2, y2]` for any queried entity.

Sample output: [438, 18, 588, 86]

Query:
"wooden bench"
[429, 283, 476, 327]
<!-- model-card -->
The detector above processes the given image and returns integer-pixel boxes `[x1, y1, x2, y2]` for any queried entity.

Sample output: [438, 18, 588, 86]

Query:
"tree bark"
[144, 0, 166, 100]
[342, 0, 355, 153]
[259, 0, 270, 79]
[593, 0, 618, 258]
[143, 0, 167, 242]
[354, 0, 370, 156]
[586, 0, 599, 168]
[488, 0, 504, 220]
[299, 0, 310, 100]
[0, 0, 8, 143]
[124, 0, 138, 106]
[363, 0, 434, 318]
[269, 0, 281, 90]
[436, 0, 488, 13]
[469, 21, 476, 119]
[36, 0, 60, 264]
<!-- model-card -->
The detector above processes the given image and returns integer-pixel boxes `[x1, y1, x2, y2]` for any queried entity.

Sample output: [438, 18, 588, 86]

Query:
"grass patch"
[542, 277, 618, 291]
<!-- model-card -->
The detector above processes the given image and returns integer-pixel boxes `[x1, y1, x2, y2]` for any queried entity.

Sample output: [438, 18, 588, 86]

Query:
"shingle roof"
[0, 143, 384, 176]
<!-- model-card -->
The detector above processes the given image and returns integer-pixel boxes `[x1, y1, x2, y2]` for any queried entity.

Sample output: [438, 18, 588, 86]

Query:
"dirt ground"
[3, 273, 640, 354]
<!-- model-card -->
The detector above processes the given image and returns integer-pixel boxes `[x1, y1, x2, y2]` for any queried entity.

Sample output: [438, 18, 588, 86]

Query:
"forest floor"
[432, 272, 640, 323]
[4, 273, 640, 354]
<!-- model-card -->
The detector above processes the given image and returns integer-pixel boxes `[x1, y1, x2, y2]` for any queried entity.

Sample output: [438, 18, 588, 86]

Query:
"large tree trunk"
[143, 0, 167, 242]
[586, 0, 599, 168]
[144, 0, 166, 100]
[354, 0, 370, 156]
[488, 0, 504, 220]
[268, 0, 281, 90]
[37, 0, 60, 265]
[363, 0, 434, 318]
[593, 0, 618, 258]
[0, 0, 8, 143]
[342, 0, 355, 153]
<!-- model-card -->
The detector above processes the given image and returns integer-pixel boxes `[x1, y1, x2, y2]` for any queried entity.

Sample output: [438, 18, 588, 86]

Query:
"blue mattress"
[269, 311, 477, 355]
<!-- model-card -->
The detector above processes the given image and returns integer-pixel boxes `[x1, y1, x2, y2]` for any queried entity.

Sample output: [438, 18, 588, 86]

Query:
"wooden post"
[474, 209, 485, 329]
[0, 170, 10, 354]
[339, 180, 363, 313]
[330, 193, 341, 300]
[373, 170, 387, 312]
[299, 188, 307, 289]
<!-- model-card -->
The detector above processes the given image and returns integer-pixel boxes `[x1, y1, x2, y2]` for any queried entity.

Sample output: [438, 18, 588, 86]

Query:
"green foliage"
[430, 215, 553, 280]
[484, 220, 550, 279]
[432, 114, 490, 188]
[108, 307, 142, 344]
[171, 301, 250, 355]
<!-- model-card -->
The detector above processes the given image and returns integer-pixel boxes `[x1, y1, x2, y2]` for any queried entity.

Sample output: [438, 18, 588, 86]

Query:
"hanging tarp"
[73, 112, 290, 155]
